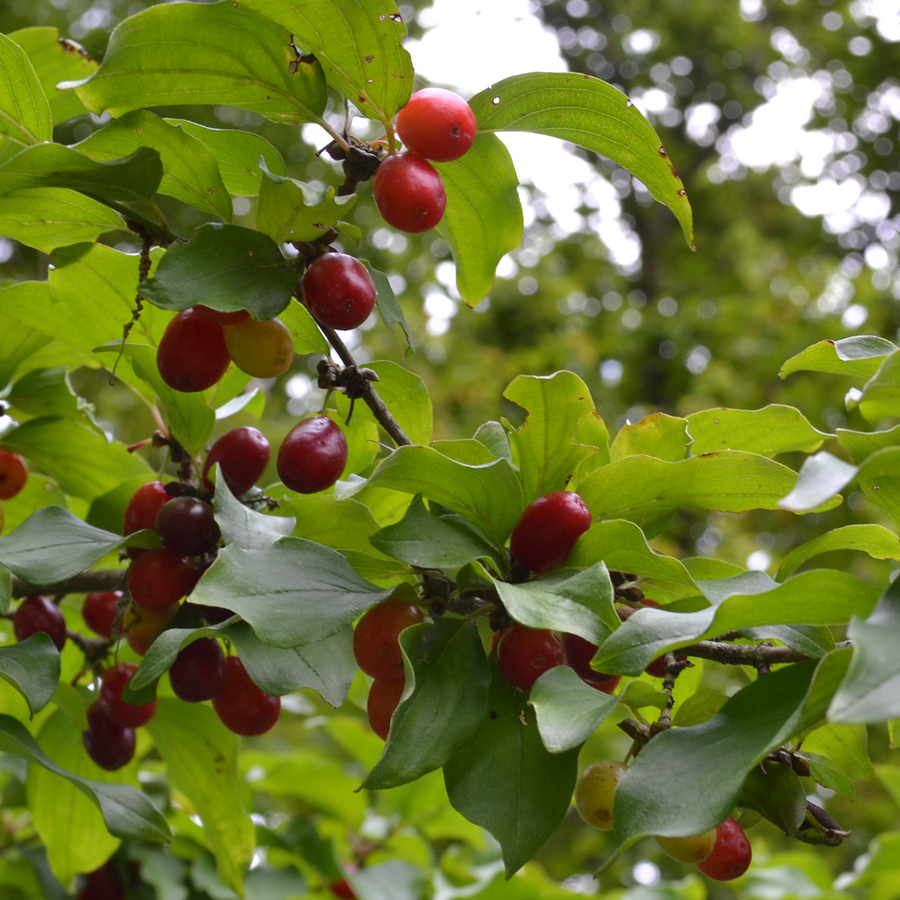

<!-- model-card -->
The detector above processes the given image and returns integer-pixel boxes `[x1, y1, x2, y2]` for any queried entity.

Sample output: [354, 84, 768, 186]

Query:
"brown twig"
[11, 570, 127, 600]
[677, 640, 811, 666]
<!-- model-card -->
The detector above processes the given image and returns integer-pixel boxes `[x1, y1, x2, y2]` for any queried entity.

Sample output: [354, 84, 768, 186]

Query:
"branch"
[12, 569, 127, 600]
[679, 640, 811, 666]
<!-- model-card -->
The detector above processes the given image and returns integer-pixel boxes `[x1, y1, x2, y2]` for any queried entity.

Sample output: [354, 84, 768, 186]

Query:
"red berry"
[169, 637, 227, 702]
[212, 656, 280, 736]
[497, 625, 565, 691]
[82, 591, 123, 639]
[353, 600, 424, 680]
[277, 416, 348, 494]
[155, 496, 221, 557]
[123, 602, 179, 656]
[13, 595, 66, 651]
[194, 304, 249, 325]
[509, 491, 592, 574]
[202, 426, 271, 496]
[127, 546, 197, 610]
[329, 877, 357, 900]
[82, 702, 136, 771]
[697, 816, 752, 881]
[372, 152, 446, 233]
[77, 860, 125, 900]
[397, 88, 477, 162]
[98, 662, 157, 728]
[123, 481, 169, 552]
[367, 676, 405, 740]
[156, 308, 231, 393]
[302, 253, 377, 331]
[561, 632, 619, 690]
[0, 448, 27, 500]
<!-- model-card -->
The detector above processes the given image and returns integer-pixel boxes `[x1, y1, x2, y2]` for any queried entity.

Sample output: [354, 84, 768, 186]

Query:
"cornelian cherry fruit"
[82, 702, 135, 771]
[13, 595, 66, 651]
[397, 88, 477, 162]
[223, 316, 294, 379]
[82, 590, 123, 639]
[0, 448, 27, 500]
[654, 828, 717, 864]
[353, 599, 424, 680]
[696, 816, 752, 881]
[561, 632, 619, 690]
[156, 308, 231, 392]
[302, 253, 377, 331]
[98, 662, 157, 728]
[127, 546, 197, 610]
[574, 759, 628, 830]
[155, 496, 221, 557]
[202, 426, 270, 496]
[329, 877, 357, 900]
[169, 637, 227, 702]
[372, 152, 446, 233]
[123, 601, 179, 656]
[212, 656, 281, 736]
[277, 416, 347, 494]
[497, 624, 565, 690]
[77, 860, 126, 900]
[367, 676, 405, 740]
[509, 491, 592, 574]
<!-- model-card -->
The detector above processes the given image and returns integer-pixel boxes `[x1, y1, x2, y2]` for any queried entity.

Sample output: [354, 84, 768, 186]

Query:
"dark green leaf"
[212, 467, 296, 550]
[364, 618, 491, 789]
[802, 723, 873, 779]
[687, 405, 829, 457]
[0, 633, 60, 716]
[779, 335, 896, 379]
[742, 624, 835, 658]
[0, 32, 51, 147]
[470, 73, 693, 248]
[776, 524, 900, 580]
[837, 423, 900, 464]
[857, 349, 900, 422]
[70, 2, 328, 125]
[369, 266, 414, 354]
[610, 413, 690, 462]
[738, 763, 808, 836]
[257, 170, 355, 242]
[434, 134, 523, 305]
[854, 446, 900, 526]
[444, 665, 579, 876]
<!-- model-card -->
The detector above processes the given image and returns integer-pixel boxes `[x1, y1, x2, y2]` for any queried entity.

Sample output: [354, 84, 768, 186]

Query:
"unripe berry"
[223, 316, 294, 379]
[509, 491, 592, 574]
[574, 759, 627, 830]
[194, 304, 249, 325]
[277, 416, 348, 494]
[372, 152, 446, 233]
[397, 88, 477, 162]
[156, 308, 230, 392]
[122, 601, 179, 656]
[302, 253, 377, 331]
[654, 829, 717, 864]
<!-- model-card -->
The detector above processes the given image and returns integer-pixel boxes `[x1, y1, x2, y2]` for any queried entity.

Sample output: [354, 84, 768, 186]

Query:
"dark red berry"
[353, 600, 425, 680]
[329, 877, 357, 900]
[396, 88, 477, 162]
[372, 152, 447, 233]
[497, 625, 565, 690]
[155, 496, 221, 557]
[277, 416, 348, 494]
[123, 480, 170, 559]
[98, 662, 157, 728]
[302, 253, 377, 331]
[77, 860, 125, 900]
[169, 637, 228, 702]
[509, 491, 592, 574]
[156, 308, 231, 392]
[697, 816, 752, 881]
[82, 591, 123, 639]
[367, 676, 405, 740]
[212, 656, 280, 736]
[0, 448, 27, 500]
[127, 546, 197, 610]
[561, 632, 619, 689]
[13, 595, 66, 651]
[82, 702, 136, 771]
[194, 304, 249, 325]
[202, 426, 271, 496]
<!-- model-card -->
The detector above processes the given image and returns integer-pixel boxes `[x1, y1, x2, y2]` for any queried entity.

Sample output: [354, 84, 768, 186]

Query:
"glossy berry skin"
[212, 656, 281, 736]
[156, 308, 231, 392]
[561, 632, 619, 690]
[372, 152, 446, 233]
[574, 759, 627, 830]
[155, 496, 221, 557]
[353, 600, 424, 680]
[509, 491, 592, 574]
[329, 878, 357, 900]
[397, 88, 477, 162]
[98, 662, 157, 728]
[127, 547, 197, 611]
[123, 602, 179, 656]
[169, 637, 227, 702]
[82, 591, 123, 639]
[194, 304, 249, 326]
[367, 676, 405, 740]
[202, 426, 271, 496]
[497, 625, 565, 691]
[223, 317, 294, 379]
[0, 448, 27, 500]
[13, 595, 66, 651]
[277, 416, 348, 494]
[302, 253, 377, 331]
[654, 829, 717, 864]
[123, 480, 169, 544]
[696, 816, 752, 881]
[82, 702, 136, 771]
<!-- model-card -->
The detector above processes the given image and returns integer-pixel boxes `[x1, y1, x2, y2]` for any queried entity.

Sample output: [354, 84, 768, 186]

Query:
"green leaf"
[737, 763, 808, 837]
[277, 297, 330, 355]
[361, 445, 524, 547]
[837, 423, 900, 464]
[687, 405, 829, 457]
[504, 372, 601, 504]
[188, 538, 393, 648]
[780, 335, 896, 379]
[369, 266, 414, 354]
[364, 618, 492, 789]
[443, 665, 579, 877]
[278, 493, 382, 556]
[8, 27, 97, 125]
[434, 134, 523, 305]
[778, 450, 856, 512]
[802, 723, 873, 779]
[0, 32, 51, 147]
[672, 690, 728, 727]
[140, 223, 296, 321]
[0, 318, 54, 389]
[0, 712, 170, 843]
[0, 634, 60, 717]
[0, 505, 153, 583]
[70, 2, 328, 125]
[257, 170, 355, 243]
[146, 699, 254, 896]
[212, 468, 296, 550]
[529, 664, 619, 753]
[75, 110, 232, 222]
[370, 495, 502, 569]
[8, 366, 90, 420]
[166, 118, 286, 197]
[829, 577, 900, 723]
[852, 446, 900, 526]
[776, 524, 900, 581]
[857, 349, 900, 422]
[610, 413, 690, 463]
[470, 73, 694, 249]
[363, 360, 432, 446]
[238, 0, 413, 123]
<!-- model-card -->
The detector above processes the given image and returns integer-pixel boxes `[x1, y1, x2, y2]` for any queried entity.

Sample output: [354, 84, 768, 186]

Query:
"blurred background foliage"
[3, 0, 900, 897]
